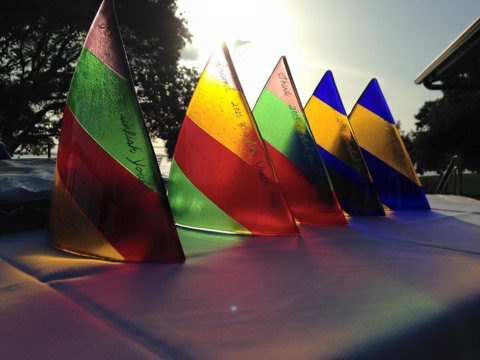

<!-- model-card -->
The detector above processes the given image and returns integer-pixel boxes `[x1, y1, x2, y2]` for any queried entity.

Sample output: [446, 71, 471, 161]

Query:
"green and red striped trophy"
[49, 0, 185, 262]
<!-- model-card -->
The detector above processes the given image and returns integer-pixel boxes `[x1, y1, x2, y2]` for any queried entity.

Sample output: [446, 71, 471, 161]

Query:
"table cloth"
[1, 195, 479, 359]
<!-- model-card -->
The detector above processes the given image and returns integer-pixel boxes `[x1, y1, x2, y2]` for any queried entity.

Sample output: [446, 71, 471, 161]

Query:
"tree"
[0, 0, 197, 157]
[411, 87, 480, 174]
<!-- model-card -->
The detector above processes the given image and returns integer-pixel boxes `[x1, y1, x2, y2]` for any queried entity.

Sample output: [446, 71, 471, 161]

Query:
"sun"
[178, 0, 292, 57]
[177, 0, 294, 103]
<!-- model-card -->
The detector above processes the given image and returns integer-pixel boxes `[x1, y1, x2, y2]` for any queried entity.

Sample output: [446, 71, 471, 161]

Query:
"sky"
[176, 0, 480, 132]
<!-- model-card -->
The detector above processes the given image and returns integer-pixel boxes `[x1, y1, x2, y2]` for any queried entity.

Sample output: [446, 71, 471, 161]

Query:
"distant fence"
[420, 173, 480, 198]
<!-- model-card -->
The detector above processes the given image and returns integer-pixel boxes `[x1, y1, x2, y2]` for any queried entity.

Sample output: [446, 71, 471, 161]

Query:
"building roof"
[415, 17, 480, 87]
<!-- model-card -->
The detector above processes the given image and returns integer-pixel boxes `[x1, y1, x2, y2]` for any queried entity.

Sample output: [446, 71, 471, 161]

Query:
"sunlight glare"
[177, 0, 294, 104]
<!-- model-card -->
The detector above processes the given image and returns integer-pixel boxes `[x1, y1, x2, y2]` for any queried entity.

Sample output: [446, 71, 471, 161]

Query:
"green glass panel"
[168, 160, 250, 234]
[67, 48, 163, 193]
[253, 88, 320, 176]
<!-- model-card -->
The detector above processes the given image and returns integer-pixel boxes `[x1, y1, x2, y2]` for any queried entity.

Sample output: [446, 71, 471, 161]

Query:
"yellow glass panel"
[349, 105, 421, 186]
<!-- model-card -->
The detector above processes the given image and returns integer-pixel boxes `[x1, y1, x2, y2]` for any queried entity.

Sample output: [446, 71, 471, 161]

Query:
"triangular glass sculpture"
[304, 71, 385, 216]
[168, 46, 299, 235]
[49, 0, 185, 262]
[348, 79, 430, 210]
[252, 57, 346, 225]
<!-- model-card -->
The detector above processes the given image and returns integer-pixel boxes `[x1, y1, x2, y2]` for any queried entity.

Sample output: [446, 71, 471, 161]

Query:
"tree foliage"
[0, 0, 197, 157]
[412, 86, 480, 174]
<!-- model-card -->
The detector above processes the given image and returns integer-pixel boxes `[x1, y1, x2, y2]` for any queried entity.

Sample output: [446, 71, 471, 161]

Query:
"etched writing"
[121, 114, 142, 155]
[289, 105, 304, 126]
[126, 156, 148, 185]
[237, 121, 257, 158]
[215, 62, 281, 208]
[237, 120, 281, 207]
[98, 22, 111, 36]
[231, 101, 243, 118]
[339, 118, 361, 169]
[120, 114, 147, 185]
[253, 160, 282, 207]
[277, 72, 292, 96]
[290, 105, 317, 168]
[214, 60, 234, 93]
